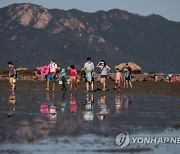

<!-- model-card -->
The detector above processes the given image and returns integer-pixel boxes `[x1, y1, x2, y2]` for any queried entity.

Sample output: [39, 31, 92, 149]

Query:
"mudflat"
[0, 80, 180, 154]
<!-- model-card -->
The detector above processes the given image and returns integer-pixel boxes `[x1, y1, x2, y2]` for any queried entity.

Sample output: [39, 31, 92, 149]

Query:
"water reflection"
[7, 92, 16, 117]
[70, 93, 77, 113]
[115, 94, 122, 114]
[114, 94, 132, 114]
[40, 92, 57, 128]
[124, 95, 132, 111]
[60, 92, 67, 113]
[97, 95, 110, 121]
[82, 93, 94, 121]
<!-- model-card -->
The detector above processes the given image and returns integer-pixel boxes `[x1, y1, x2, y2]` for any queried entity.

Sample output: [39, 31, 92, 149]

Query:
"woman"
[97, 60, 111, 91]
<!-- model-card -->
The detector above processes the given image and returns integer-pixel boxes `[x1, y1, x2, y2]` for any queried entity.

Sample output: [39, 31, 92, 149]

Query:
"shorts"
[47, 74, 56, 82]
[85, 72, 94, 83]
[115, 80, 121, 84]
[10, 77, 16, 84]
[125, 77, 130, 81]
[71, 76, 76, 79]
[85, 77, 94, 83]
[61, 76, 67, 83]
[101, 75, 107, 79]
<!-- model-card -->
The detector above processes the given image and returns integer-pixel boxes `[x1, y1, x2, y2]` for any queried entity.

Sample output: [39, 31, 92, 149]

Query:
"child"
[68, 65, 78, 90]
[60, 69, 67, 90]
[114, 68, 123, 90]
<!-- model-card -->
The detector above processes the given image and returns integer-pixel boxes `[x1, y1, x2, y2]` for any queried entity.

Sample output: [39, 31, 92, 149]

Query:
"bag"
[86, 72, 92, 82]
[125, 71, 130, 78]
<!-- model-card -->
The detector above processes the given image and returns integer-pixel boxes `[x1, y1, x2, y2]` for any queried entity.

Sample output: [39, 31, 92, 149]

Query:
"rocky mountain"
[0, 3, 180, 73]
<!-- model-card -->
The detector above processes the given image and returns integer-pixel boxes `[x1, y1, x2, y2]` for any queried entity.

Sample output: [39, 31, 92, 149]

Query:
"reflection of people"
[115, 95, 122, 114]
[46, 59, 58, 91]
[97, 60, 111, 91]
[7, 92, 16, 117]
[124, 95, 132, 110]
[8, 61, 16, 91]
[60, 92, 67, 113]
[84, 57, 94, 92]
[97, 95, 110, 120]
[70, 93, 77, 113]
[40, 93, 57, 121]
[82, 93, 94, 121]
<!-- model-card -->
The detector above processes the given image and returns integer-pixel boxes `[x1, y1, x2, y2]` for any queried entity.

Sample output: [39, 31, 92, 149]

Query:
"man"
[84, 57, 94, 92]
[8, 61, 16, 91]
[46, 59, 58, 91]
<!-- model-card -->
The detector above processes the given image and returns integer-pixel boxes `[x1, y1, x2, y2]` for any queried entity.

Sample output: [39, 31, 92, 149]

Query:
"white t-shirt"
[84, 62, 94, 73]
[99, 65, 110, 75]
[49, 62, 57, 73]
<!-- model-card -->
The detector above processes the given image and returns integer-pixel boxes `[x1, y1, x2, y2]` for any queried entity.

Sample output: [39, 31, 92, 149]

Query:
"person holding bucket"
[46, 59, 58, 91]
[84, 57, 94, 92]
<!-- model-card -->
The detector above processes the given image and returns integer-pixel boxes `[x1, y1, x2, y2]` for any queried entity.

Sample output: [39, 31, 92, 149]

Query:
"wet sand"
[0, 80, 180, 154]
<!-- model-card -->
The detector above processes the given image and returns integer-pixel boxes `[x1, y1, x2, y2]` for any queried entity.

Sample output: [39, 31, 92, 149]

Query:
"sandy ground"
[0, 80, 180, 154]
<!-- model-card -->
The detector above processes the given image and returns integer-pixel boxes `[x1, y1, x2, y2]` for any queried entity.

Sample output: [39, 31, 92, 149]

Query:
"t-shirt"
[9, 66, 16, 77]
[49, 62, 57, 73]
[71, 69, 77, 77]
[115, 72, 122, 80]
[99, 65, 110, 76]
[126, 66, 132, 73]
[84, 62, 94, 73]
[60, 71, 67, 77]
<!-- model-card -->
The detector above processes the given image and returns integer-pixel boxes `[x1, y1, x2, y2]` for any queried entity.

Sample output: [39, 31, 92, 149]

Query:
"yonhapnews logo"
[116, 132, 130, 148]
[116, 132, 180, 148]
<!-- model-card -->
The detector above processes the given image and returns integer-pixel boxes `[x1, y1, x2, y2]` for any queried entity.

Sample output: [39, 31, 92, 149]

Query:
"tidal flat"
[0, 81, 180, 154]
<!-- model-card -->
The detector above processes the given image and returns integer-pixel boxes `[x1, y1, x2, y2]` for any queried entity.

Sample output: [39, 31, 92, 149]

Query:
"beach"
[0, 80, 180, 153]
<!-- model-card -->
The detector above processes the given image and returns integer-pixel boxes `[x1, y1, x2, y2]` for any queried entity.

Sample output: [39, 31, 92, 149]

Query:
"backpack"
[125, 71, 130, 78]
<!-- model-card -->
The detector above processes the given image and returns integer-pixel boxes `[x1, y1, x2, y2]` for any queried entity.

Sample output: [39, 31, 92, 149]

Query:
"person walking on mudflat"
[124, 63, 132, 89]
[97, 60, 111, 91]
[84, 57, 94, 92]
[8, 61, 16, 91]
[46, 59, 58, 91]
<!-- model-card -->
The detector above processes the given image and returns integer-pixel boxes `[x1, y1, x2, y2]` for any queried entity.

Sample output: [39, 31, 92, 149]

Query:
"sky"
[0, 0, 180, 22]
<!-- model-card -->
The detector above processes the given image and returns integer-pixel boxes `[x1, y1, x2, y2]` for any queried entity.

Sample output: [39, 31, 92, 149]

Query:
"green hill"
[0, 3, 180, 73]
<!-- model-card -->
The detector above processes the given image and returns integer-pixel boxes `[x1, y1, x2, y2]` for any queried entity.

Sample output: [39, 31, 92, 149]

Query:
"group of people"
[8, 57, 133, 92]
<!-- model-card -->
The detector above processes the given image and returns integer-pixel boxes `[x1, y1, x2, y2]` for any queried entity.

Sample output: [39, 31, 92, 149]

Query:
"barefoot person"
[84, 57, 94, 92]
[60, 69, 67, 91]
[46, 59, 57, 91]
[114, 68, 123, 90]
[97, 60, 111, 91]
[8, 61, 16, 91]
[124, 63, 132, 88]
[68, 65, 78, 90]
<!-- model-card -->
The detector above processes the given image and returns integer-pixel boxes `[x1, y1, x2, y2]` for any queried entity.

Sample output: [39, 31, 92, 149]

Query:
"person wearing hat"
[46, 59, 58, 91]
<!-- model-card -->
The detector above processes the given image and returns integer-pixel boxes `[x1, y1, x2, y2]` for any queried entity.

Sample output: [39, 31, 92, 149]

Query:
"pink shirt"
[70, 69, 77, 77]
[115, 72, 122, 81]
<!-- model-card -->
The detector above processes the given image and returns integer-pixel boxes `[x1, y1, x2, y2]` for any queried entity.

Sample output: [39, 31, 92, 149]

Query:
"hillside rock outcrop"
[115, 62, 141, 74]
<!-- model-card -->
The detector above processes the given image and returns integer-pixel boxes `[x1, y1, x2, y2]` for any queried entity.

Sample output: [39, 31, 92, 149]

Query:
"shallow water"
[0, 81, 180, 154]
